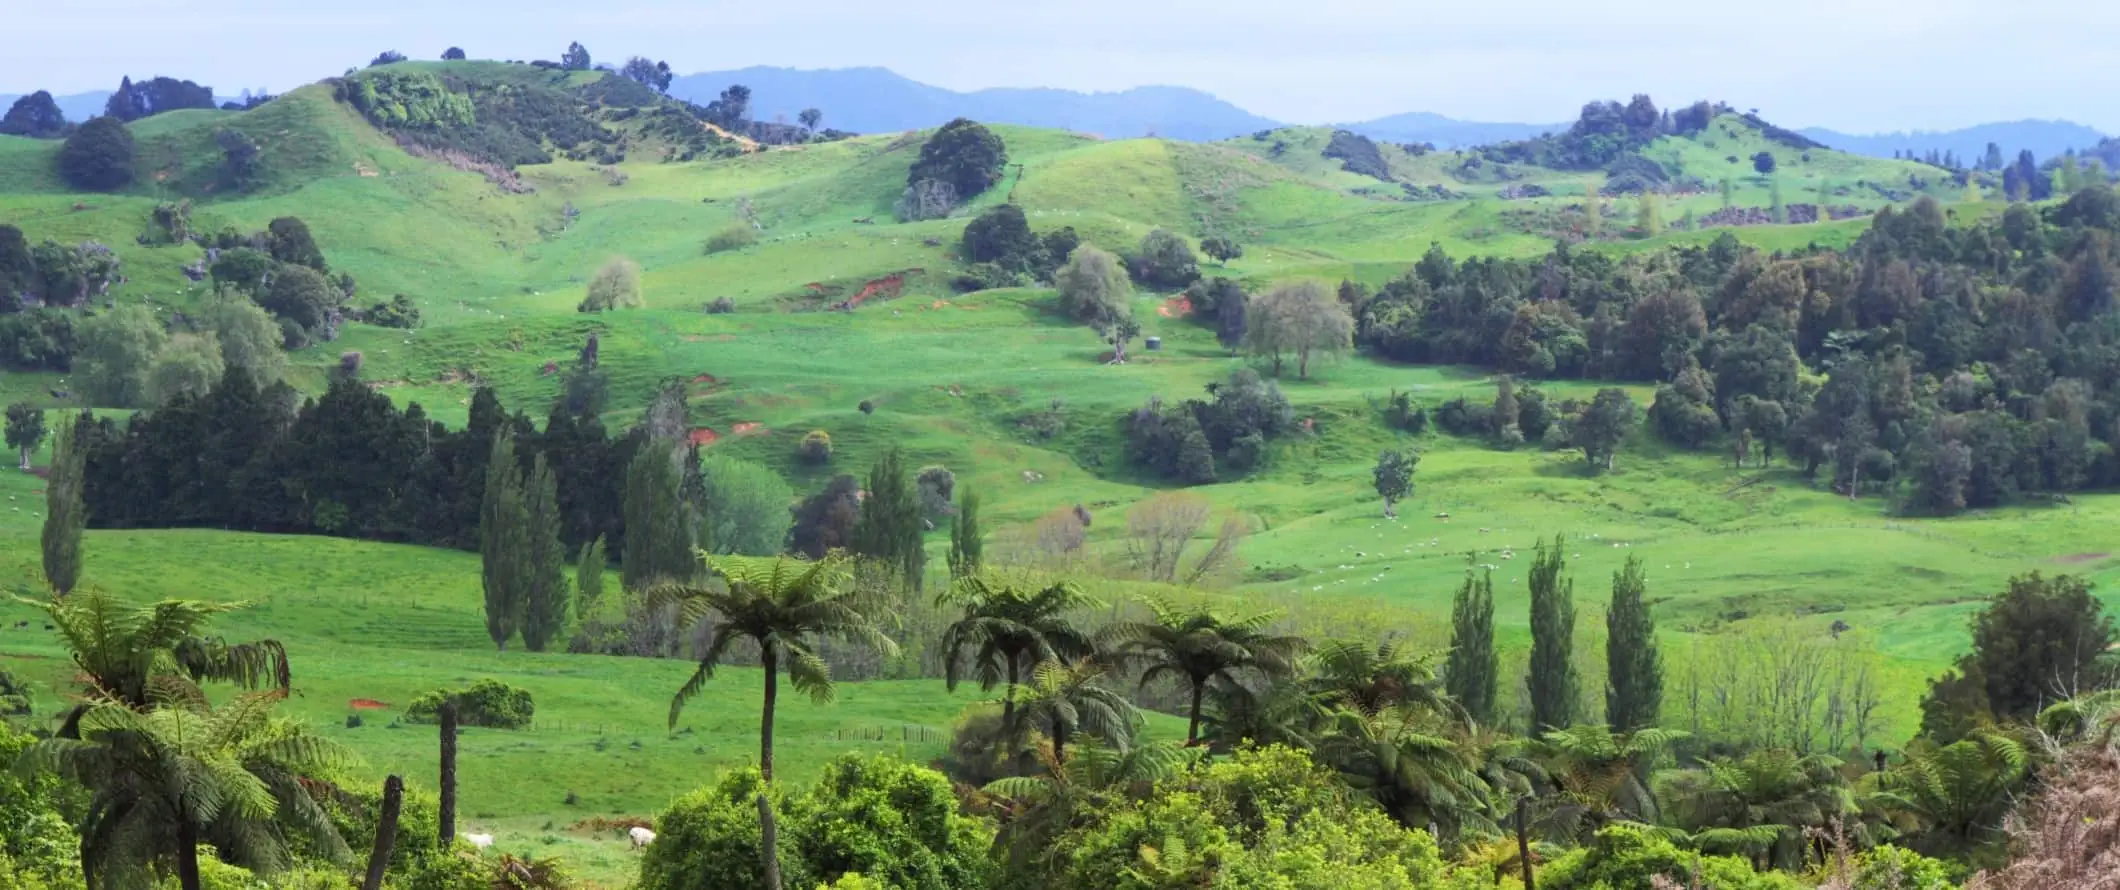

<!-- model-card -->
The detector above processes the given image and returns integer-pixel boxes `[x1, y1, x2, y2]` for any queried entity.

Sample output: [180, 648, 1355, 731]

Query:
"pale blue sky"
[4, 0, 2114, 133]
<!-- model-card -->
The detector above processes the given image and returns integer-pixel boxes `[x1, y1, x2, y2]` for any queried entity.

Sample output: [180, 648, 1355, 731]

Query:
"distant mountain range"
[1335, 111, 1564, 149]
[668, 66, 1278, 142]
[1799, 120, 2110, 163]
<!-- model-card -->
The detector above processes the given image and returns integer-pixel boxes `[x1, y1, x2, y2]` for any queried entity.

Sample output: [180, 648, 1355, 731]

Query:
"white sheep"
[629, 827, 657, 849]
[464, 833, 495, 850]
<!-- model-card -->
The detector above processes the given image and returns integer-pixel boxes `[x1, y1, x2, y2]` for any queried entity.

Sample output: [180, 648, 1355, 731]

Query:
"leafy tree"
[442, 47, 467, 60]
[201, 297, 287, 383]
[0, 91, 67, 138]
[1445, 570, 1499, 725]
[851, 448, 926, 591]
[1530, 725, 1684, 842]
[146, 332, 226, 406]
[788, 474, 861, 558]
[4, 403, 44, 470]
[799, 108, 822, 133]
[1128, 229, 1201, 290]
[1527, 534, 1580, 732]
[42, 418, 86, 595]
[704, 84, 751, 129]
[479, 431, 528, 650]
[561, 41, 592, 71]
[370, 50, 408, 66]
[938, 575, 1096, 733]
[258, 264, 340, 344]
[1109, 598, 1306, 744]
[960, 204, 1041, 274]
[75, 303, 168, 407]
[1053, 244, 1131, 325]
[1752, 151, 1777, 175]
[620, 57, 674, 93]
[579, 257, 644, 311]
[520, 453, 570, 652]
[575, 536, 606, 622]
[1199, 235, 1242, 265]
[622, 440, 699, 590]
[1246, 278, 1354, 378]
[1636, 193, 1663, 237]
[656, 554, 897, 781]
[700, 455, 794, 556]
[1573, 388, 1638, 471]
[639, 768, 801, 890]
[1604, 555, 1661, 732]
[907, 118, 1007, 200]
[27, 592, 292, 733]
[24, 692, 352, 890]
[0, 224, 30, 305]
[1372, 449, 1416, 517]
[947, 486, 982, 579]
[266, 216, 328, 271]
[57, 115, 134, 191]
[1648, 358, 1719, 448]
[1922, 573, 2115, 727]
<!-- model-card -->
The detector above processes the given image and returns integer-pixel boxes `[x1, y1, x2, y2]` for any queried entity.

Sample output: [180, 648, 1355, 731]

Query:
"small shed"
[1144, 336, 1163, 351]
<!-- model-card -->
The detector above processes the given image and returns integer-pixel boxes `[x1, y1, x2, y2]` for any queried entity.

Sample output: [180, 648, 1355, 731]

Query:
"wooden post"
[1516, 796, 1535, 890]
[757, 793, 782, 890]
[361, 775, 404, 890]
[439, 701, 458, 846]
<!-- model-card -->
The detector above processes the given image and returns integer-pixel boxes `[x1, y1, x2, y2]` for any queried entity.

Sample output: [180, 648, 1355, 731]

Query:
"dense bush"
[0, 310, 76, 371]
[360, 294, 422, 329]
[704, 224, 757, 254]
[56, 117, 134, 191]
[1324, 129, 1393, 181]
[907, 118, 1007, 201]
[1126, 368, 1295, 482]
[1537, 823, 1803, 890]
[403, 678, 535, 729]
[1126, 229, 1201, 291]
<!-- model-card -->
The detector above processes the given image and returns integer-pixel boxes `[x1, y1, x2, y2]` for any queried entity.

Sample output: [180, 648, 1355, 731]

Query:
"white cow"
[464, 833, 494, 850]
[629, 827, 657, 849]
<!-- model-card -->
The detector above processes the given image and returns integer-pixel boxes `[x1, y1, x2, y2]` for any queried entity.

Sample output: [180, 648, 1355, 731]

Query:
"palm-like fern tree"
[23, 692, 351, 890]
[1315, 704, 1499, 840]
[26, 591, 290, 736]
[1528, 724, 1686, 842]
[984, 740, 1203, 884]
[1863, 728, 2034, 854]
[1106, 598, 1306, 745]
[1014, 658, 1140, 763]
[1666, 748, 1855, 869]
[1306, 637, 1454, 718]
[937, 575, 1096, 732]
[655, 554, 897, 782]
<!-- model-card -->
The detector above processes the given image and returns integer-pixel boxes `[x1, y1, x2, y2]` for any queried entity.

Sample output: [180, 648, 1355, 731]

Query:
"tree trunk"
[1053, 716, 1069, 764]
[439, 701, 458, 846]
[1186, 682, 1205, 745]
[757, 793, 783, 890]
[760, 646, 779, 783]
[1516, 796, 1535, 890]
[1001, 656, 1020, 730]
[177, 818, 203, 890]
[362, 775, 405, 890]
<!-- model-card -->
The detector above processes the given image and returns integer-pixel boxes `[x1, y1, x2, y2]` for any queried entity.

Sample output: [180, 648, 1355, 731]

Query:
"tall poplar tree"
[1446, 569, 1498, 725]
[1527, 534, 1579, 732]
[575, 535, 606, 622]
[948, 486, 982, 579]
[519, 453, 570, 652]
[621, 440, 697, 590]
[479, 432, 528, 650]
[852, 448, 925, 591]
[1604, 555, 1662, 732]
[42, 415, 87, 595]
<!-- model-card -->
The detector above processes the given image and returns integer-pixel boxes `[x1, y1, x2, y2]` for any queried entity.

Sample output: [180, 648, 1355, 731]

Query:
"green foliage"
[1527, 534, 1579, 732]
[0, 224, 30, 305]
[948, 487, 982, 579]
[201, 297, 288, 382]
[621, 440, 699, 590]
[57, 116, 135, 191]
[360, 293, 423, 329]
[520, 453, 571, 652]
[852, 448, 926, 590]
[1844, 845, 1963, 890]
[405, 678, 537, 729]
[347, 69, 476, 130]
[146, 332, 226, 406]
[28, 240, 119, 307]
[0, 91, 67, 139]
[74, 304, 165, 407]
[267, 216, 329, 272]
[700, 454, 795, 556]
[937, 575, 1095, 733]
[960, 204, 1042, 276]
[784, 755, 996, 889]
[908, 118, 1007, 200]
[578, 258, 644, 312]
[1539, 823, 1802, 890]
[258, 264, 341, 346]
[5, 403, 45, 469]
[1922, 573, 2116, 729]
[0, 727, 82, 888]
[1109, 598, 1305, 744]
[1605, 554, 1661, 732]
[1128, 229, 1201, 291]
[704, 224, 758, 254]
[1247, 278, 1354, 378]
[1372, 449, 1416, 515]
[1446, 570, 1498, 725]
[1573, 388, 1639, 470]
[1055, 244, 1132, 325]
[480, 431, 529, 649]
[1200, 236, 1243, 265]
[640, 768, 801, 890]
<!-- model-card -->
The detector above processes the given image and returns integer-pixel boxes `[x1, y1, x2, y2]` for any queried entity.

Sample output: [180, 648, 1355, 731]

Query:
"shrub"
[639, 769, 806, 890]
[907, 118, 1007, 201]
[1538, 823, 1801, 890]
[705, 296, 735, 314]
[915, 466, 955, 517]
[404, 678, 535, 729]
[363, 294, 422, 329]
[1054, 245, 1131, 325]
[857, 399, 875, 415]
[578, 258, 644, 312]
[1323, 129, 1392, 181]
[1128, 229, 1201, 290]
[799, 430, 832, 464]
[57, 116, 134, 191]
[782, 755, 996, 890]
[704, 224, 757, 254]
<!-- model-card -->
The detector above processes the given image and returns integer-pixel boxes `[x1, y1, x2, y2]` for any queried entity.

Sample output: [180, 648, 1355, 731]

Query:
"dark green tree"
[1128, 229, 1201, 290]
[1752, 151, 1777, 175]
[562, 42, 592, 70]
[5, 402, 45, 469]
[1200, 235, 1243, 265]
[799, 108, 822, 133]
[938, 576, 1096, 732]
[1109, 598, 1306, 745]
[851, 448, 926, 591]
[622, 440, 698, 590]
[42, 416, 86, 595]
[907, 118, 1007, 200]
[442, 47, 467, 60]
[1574, 388, 1638, 471]
[519, 453, 570, 652]
[948, 486, 982, 579]
[1445, 570, 1498, 725]
[1923, 573, 2116, 726]
[266, 216, 328, 271]
[0, 91, 67, 138]
[478, 432, 528, 650]
[0, 223, 31, 305]
[258, 265, 339, 342]
[1604, 555, 1661, 732]
[57, 115, 135, 191]
[960, 203, 1041, 274]
[1372, 449, 1416, 518]
[1528, 534, 1579, 732]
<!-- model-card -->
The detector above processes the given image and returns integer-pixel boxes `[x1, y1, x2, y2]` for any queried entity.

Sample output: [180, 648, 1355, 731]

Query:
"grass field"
[0, 66, 2083, 886]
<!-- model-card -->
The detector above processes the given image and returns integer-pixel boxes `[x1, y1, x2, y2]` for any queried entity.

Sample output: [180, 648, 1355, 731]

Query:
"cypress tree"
[621, 440, 697, 590]
[1605, 555, 1662, 731]
[1446, 569, 1498, 725]
[1527, 534, 1579, 732]
[41, 415, 87, 595]
[948, 486, 982, 579]
[519, 453, 570, 652]
[1770, 179, 1787, 224]
[575, 535, 606, 622]
[853, 448, 926, 591]
[479, 432, 528, 650]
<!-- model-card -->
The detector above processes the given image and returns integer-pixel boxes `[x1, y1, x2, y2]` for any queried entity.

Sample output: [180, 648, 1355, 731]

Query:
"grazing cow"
[629, 827, 656, 849]
[464, 833, 494, 850]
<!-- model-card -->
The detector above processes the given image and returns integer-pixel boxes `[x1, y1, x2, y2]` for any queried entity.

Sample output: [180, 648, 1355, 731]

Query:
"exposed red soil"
[688, 427, 720, 446]
[732, 422, 766, 436]
[1157, 296, 1193, 318]
[348, 699, 390, 710]
[691, 372, 720, 386]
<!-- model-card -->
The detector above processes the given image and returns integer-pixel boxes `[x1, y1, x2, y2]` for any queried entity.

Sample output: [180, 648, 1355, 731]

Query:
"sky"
[4, 0, 2116, 134]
